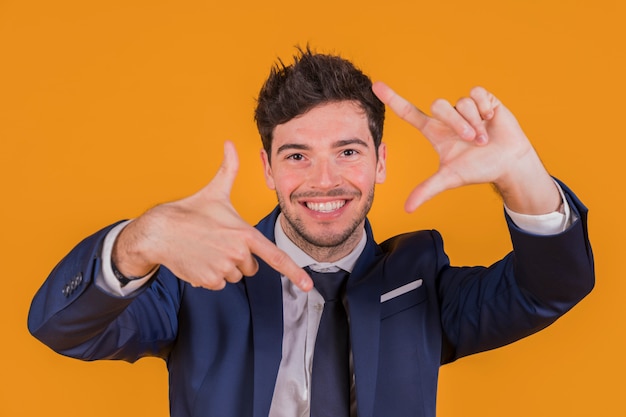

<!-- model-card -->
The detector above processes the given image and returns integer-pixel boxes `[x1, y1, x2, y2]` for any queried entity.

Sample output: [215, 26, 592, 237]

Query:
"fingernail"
[476, 134, 488, 145]
[301, 277, 313, 292]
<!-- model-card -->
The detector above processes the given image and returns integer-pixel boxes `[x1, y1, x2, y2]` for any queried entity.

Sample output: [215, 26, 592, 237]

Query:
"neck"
[279, 216, 365, 263]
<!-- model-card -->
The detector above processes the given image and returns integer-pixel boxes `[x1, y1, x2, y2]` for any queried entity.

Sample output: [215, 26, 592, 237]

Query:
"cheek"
[264, 164, 304, 193]
[344, 168, 377, 192]
[271, 172, 302, 197]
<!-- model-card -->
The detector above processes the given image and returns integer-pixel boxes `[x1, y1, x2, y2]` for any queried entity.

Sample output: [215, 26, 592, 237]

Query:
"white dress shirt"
[269, 213, 366, 417]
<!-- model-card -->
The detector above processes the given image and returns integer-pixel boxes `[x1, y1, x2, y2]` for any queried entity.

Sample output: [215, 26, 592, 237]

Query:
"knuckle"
[209, 280, 227, 291]
[268, 249, 289, 268]
[225, 270, 244, 283]
[214, 260, 233, 276]
[396, 101, 415, 120]
[203, 275, 226, 290]
[228, 245, 248, 263]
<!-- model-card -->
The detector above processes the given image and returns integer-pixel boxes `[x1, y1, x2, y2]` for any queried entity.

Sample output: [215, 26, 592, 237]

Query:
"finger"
[372, 81, 429, 131]
[470, 86, 499, 120]
[248, 230, 313, 292]
[404, 171, 457, 212]
[454, 97, 489, 145]
[237, 253, 260, 277]
[205, 279, 227, 291]
[190, 274, 226, 291]
[430, 99, 476, 141]
[198, 141, 240, 199]
[223, 267, 244, 284]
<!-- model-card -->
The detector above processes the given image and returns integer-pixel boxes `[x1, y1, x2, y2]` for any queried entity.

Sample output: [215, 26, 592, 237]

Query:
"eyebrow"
[336, 138, 370, 148]
[275, 143, 310, 155]
[275, 138, 370, 156]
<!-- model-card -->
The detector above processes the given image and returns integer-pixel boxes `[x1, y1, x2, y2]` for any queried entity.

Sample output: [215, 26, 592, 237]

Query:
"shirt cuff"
[504, 180, 577, 236]
[95, 220, 157, 297]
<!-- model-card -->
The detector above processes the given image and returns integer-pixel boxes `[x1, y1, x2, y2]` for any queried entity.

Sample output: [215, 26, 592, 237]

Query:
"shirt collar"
[274, 213, 366, 273]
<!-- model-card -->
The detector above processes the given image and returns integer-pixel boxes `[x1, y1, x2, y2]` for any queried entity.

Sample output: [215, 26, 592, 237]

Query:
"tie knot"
[305, 267, 349, 301]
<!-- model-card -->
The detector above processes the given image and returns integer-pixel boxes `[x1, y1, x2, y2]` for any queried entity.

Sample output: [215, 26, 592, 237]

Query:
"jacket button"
[72, 273, 83, 289]
[62, 273, 83, 297]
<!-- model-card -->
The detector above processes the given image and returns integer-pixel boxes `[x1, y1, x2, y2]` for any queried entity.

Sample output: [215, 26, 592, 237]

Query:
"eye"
[342, 149, 358, 157]
[287, 153, 304, 161]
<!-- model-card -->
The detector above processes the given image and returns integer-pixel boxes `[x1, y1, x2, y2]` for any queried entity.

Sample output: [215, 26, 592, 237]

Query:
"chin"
[296, 222, 362, 248]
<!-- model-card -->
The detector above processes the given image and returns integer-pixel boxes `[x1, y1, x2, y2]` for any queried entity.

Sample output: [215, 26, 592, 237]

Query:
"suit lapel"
[346, 222, 384, 417]
[245, 262, 283, 417]
[245, 208, 284, 417]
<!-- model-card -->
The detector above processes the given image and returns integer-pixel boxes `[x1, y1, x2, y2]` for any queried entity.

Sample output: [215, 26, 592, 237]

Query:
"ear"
[375, 142, 387, 184]
[260, 149, 276, 190]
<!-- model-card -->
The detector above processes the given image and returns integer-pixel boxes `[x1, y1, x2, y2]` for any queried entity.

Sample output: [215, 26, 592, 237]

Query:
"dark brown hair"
[254, 47, 385, 159]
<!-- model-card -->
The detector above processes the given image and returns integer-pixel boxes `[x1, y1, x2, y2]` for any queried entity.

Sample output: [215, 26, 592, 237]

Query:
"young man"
[28, 49, 594, 417]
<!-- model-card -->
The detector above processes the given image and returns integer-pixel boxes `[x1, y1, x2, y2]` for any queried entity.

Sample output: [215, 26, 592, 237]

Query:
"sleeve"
[27, 222, 183, 362]
[96, 220, 157, 297]
[504, 179, 575, 235]
[438, 179, 595, 363]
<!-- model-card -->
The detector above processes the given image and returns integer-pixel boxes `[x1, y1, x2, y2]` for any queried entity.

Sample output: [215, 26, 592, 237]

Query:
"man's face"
[261, 101, 387, 260]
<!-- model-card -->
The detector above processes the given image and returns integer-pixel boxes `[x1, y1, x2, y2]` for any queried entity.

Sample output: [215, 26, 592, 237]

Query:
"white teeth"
[306, 200, 346, 213]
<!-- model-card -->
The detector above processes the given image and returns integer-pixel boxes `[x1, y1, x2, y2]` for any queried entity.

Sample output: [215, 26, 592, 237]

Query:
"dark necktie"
[306, 267, 351, 417]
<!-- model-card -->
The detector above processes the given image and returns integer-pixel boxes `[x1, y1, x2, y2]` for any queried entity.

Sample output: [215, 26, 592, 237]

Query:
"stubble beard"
[276, 187, 375, 261]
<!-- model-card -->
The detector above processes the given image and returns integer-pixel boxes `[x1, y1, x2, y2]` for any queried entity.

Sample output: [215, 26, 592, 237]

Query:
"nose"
[309, 158, 341, 189]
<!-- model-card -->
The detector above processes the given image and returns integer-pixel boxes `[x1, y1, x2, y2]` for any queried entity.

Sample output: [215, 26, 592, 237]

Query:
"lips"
[305, 200, 346, 213]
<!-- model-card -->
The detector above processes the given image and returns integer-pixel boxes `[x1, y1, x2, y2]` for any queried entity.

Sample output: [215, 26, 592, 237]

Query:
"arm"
[438, 180, 594, 362]
[27, 223, 182, 361]
[28, 141, 312, 360]
[372, 83, 593, 361]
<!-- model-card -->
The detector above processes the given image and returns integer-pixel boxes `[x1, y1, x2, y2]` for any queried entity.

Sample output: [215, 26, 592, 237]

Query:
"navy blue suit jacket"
[28, 181, 594, 417]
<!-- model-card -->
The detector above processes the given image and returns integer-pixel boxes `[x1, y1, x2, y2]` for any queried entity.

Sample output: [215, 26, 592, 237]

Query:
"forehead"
[271, 101, 372, 152]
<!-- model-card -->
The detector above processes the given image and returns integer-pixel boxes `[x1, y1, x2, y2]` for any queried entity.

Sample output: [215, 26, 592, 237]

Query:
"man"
[28, 49, 594, 417]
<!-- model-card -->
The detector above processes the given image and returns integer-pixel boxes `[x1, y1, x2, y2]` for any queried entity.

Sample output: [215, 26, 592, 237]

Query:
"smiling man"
[28, 49, 594, 417]
[262, 101, 385, 261]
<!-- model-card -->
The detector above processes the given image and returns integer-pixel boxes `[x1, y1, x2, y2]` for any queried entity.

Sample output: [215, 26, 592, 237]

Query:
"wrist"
[110, 257, 146, 287]
[494, 155, 561, 215]
[112, 219, 158, 278]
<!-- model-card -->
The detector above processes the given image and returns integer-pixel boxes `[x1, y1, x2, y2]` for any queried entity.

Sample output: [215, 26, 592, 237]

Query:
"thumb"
[404, 171, 452, 212]
[195, 141, 239, 200]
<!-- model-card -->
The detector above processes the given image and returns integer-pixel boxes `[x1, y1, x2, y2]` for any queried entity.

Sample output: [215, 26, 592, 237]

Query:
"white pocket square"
[380, 279, 423, 303]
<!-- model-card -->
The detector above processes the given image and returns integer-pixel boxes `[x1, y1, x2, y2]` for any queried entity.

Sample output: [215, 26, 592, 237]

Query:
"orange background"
[1, 0, 624, 416]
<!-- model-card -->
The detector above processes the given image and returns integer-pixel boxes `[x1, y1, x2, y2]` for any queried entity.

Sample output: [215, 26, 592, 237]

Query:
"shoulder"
[376, 230, 450, 285]
[379, 230, 444, 257]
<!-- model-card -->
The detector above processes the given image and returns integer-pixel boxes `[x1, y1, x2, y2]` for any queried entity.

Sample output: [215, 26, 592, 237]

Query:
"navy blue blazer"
[28, 181, 594, 417]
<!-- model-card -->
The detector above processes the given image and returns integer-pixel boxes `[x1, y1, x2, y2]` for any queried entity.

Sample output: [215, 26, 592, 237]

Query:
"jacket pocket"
[381, 279, 427, 319]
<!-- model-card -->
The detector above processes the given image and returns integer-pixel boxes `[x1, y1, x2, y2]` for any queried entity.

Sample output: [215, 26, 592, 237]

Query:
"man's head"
[256, 48, 387, 261]
[255, 47, 385, 160]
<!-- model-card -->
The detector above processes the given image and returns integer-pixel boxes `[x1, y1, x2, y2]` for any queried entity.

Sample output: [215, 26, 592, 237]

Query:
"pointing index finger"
[249, 229, 313, 292]
[372, 81, 429, 131]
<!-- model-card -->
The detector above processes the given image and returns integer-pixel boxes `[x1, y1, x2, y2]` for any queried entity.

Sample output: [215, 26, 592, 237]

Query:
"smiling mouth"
[305, 200, 346, 213]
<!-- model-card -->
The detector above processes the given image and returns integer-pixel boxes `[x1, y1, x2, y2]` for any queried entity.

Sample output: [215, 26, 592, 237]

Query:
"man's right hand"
[111, 141, 313, 292]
